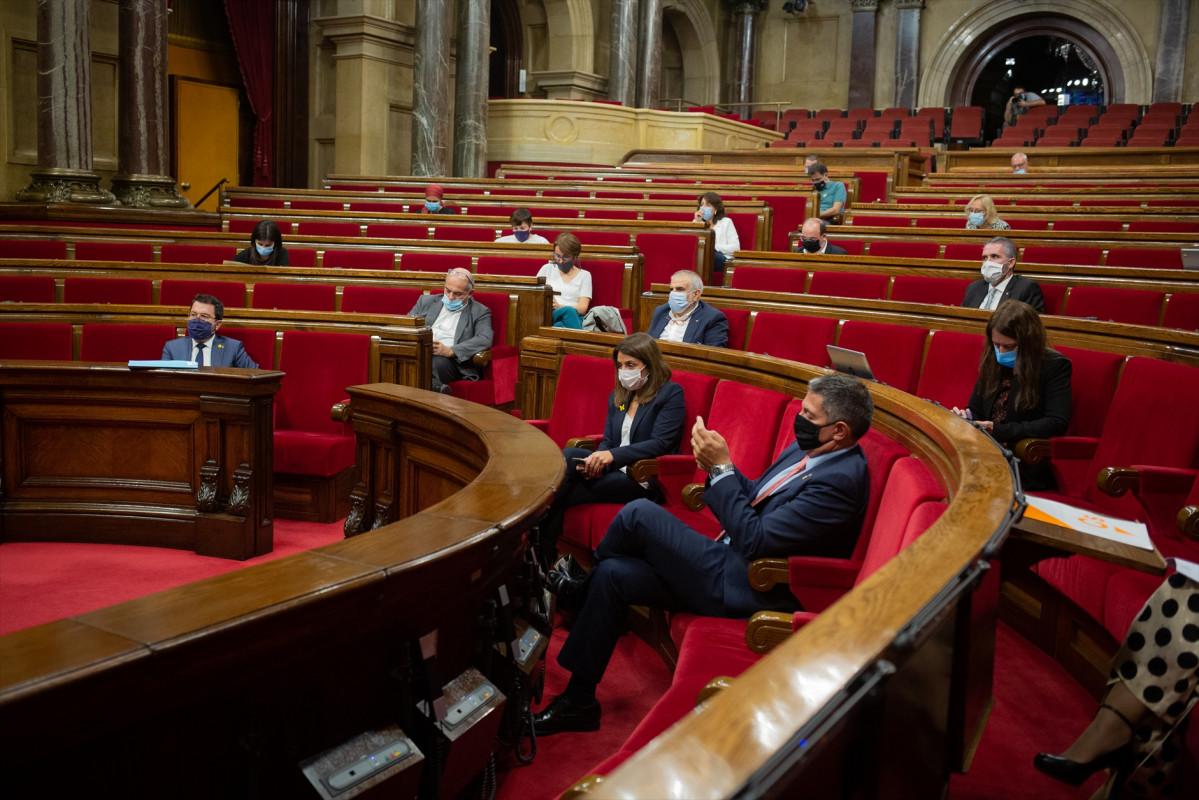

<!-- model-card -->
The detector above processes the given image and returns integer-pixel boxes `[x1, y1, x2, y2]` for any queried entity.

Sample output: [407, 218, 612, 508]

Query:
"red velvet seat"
[227, 219, 260, 235]
[160, 244, 237, 264]
[474, 256, 545, 277]
[160, 280, 246, 309]
[341, 286, 424, 315]
[1003, 218, 1050, 231]
[80, 324, 175, 361]
[0, 322, 72, 360]
[1104, 248, 1183, 270]
[216, 327, 277, 370]
[890, 275, 971, 306]
[446, 291, 517, 407]
[288, 248, 318, 267]
[867, 241, 939, 260]
[850, 214, 908, 228]
[716, 307, 751, 350]
[835, 320, 928, 393]
[523, 354, 613, 448]
[397, 252, 471, 273]
[251, 282, 336, 312]
[364, 223, 430, 240]
[746, 312, 836, 367]
[295, 221, 359, 237]
[825, 238, 863, 255]
[572, 231, 631, 248]
[913, 216, 957, 228]
[63, 278, 152, 305]
[291, 200, 345, 212]
[431, 226, 499, 242]
[916, 330, 985, 407]
[0, 275, 55, 302]
[723, 212, 759, 251]
[1126, 221, 1199, 234]
[729, 266, 807, 294]
[352, 202, 409, 214]
[1046, 346, 1124, 443]
[1021, 246, 1103, 267]
[635, 233, 699, 293]
[807, 271, 888, 300]
[943, 243, 984, 261]
[2, 240, 67, 259]
[1163, 293, 1199, 331]
[227, 196, 284, 209]
[1051, 219, 1123, 233]
[642, 211, 694, 223]
[74, 241, 155, 262]
[1063, 286, 1165, 326]
[1039, 283, 1067, 315]
[586, 259, 634, 332]
[322, 249, 395, 270]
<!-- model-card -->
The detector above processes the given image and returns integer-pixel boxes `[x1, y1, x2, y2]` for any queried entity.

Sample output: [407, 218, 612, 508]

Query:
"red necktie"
[750, 456, 808, 507]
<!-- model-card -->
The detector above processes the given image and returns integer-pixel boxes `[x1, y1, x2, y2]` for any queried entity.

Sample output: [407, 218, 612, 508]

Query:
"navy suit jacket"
[409, 295, 494, 380]
[823, 242, 848, 255]
[647, 300, 729, 347]
[597, 382, 686, 469]
[962, 274, 1045, 313]
[704, 442, 869, 612]
[162, 334, 257, 368]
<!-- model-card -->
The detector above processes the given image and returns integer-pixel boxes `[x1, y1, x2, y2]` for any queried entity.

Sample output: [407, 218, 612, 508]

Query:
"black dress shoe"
[533, 693, 601, 736]
[548, 569, 590, 612]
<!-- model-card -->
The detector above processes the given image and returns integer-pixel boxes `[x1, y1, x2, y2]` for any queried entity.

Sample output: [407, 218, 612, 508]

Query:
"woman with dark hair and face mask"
[537, 232, 592, 329]
[692, 191, 740, 273]
[231, 220, 289, 266]
[535, 332, 685, 566]
[952, 300, 1072, 490]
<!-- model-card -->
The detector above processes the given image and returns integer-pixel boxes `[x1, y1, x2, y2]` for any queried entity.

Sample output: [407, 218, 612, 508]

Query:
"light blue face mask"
[256, 243, 274, 257]
[442, 294, 463, 311]
[700, 206, 714, 221]
[1013, 168, 1027, 174]
[425, 201, 441, 211]
[995, 346, 1017, 368]
[967, 212, 984, 227]
[668, 290, 691, 314]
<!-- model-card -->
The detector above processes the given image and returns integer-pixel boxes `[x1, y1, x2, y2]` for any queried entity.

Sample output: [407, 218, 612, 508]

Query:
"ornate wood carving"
[197, 459, 220, 513]
[229, 465, 252, 516]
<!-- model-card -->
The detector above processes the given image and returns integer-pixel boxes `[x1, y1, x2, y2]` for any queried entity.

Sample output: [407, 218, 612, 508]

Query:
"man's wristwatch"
[709, 463, 735, 479]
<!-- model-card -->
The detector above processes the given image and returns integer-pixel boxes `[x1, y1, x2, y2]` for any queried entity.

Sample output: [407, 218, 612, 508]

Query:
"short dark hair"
[987, 236, 1018, 261]
[510, 208, 533, 227]
[807, 374, 873, 439]
[806, 162, 829, 178]
[192, 293, 224, 320]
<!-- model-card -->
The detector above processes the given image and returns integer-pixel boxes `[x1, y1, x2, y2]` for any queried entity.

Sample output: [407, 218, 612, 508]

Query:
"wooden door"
[174, 78, 240, 212]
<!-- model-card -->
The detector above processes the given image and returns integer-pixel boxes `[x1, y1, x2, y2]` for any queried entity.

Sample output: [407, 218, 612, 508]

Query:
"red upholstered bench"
[635, 233, 699, 293]
[1104, 248, 1183, 270]
[808, 271, 888, 300]
[730, 266, 807, 294]
[74, 241, 155, 262]
[295, 221, 360, 237]
[1063, 286, 1165, 327]
[916, 329, 986, 408]
[890, 275, 971, 306]
[746, 312, 836, 366]
[836, 320, 928, 394]
[322, 249, 395, 270]
[341, 286, 424, 315]
[216, 327, 277, 370]
[1163, 293, 1199, 331]
[364, 223, 430, 240]
[446, 291, 518, 407]
[1, 240, 67, 259]
[63, 278, 152, 305]
[398, 252, 472, 273]
[0, 322, 72, 360]
[0, 275, 55, 303]
[160, 244, 237, 264]
[431, 225, 500, 242]
[251, 282, 336, 312]
[80, 323, 175, 361]
[160, 280, 247, 309]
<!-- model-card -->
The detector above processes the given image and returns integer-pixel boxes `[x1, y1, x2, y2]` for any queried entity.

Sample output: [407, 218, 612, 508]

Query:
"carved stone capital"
[15, 168, 116, 205]
[850, 0, 880, 11]
[894, 0, 925, 8]
[110, 173, 192, 209]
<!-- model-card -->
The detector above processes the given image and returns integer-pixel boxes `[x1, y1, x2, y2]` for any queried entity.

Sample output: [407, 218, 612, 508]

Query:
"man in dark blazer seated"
[962, 236, 1045, 313]
[646, 269, 729, 347]
[408, 268, 493, 393]
[162, 293, 257, 368]
[535, 374, 874, 734]
[798, 217, 848, 255]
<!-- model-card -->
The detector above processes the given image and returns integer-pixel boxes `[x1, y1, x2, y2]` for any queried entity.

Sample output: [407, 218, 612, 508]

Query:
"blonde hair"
[968, 194, 1001, 226]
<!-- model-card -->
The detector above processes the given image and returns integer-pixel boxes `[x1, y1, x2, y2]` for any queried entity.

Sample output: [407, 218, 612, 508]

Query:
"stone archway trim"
[661, 0, 721, 105]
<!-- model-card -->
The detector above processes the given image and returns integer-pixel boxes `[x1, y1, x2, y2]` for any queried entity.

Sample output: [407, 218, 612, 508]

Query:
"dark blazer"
[597, 382, 686, 468]
[409, 294, 493, 380]
[967, 350, 1072, 443]
[162, 334, 258, 368]
[647, 300, 729, 347]
[705, 442, 869, 612]
[962, 274, 1045, 313]
[823, 242, 848, 255]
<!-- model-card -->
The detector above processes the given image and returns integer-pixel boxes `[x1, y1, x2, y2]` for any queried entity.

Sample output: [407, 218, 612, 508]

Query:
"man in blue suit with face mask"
[162, 294, 257, 368]
[646, 270, 729, 348]
[535, 374, 874, 734]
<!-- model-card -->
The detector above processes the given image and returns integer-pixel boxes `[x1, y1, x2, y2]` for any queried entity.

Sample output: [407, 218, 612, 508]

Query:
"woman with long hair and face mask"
[692, 191, 740, 273]
[534, 333, 686, 567]
[231, 219, 289, 266]
[952, 300, 1072, 490]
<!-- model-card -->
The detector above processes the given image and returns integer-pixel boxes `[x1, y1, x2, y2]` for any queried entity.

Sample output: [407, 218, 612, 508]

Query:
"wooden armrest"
[682, 483, 706, 511]
[330, 402, 351, 422]
[565, 437, 598, 450]
[745, 610, 794, 655]
[697, 675, 736, 706]
[747, 558, 790, 592]
[1014, 437, 1050, 465]
[627, 459, 658, 483]
[560, 774, 604, 799]
[1179, 505, 1199, 542]
[471, 349, 492, 367]
[1097, 466, 1141, 498]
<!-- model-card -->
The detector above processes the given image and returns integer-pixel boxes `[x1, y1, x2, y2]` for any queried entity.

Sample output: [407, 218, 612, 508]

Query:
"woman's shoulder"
[991, 219, 1011, 230]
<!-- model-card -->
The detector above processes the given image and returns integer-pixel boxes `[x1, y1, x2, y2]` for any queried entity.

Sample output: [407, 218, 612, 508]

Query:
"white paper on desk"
[1023, 495, 1154, 551]
[1167, 558, 1199, 583]
[127, 360, 198, 369]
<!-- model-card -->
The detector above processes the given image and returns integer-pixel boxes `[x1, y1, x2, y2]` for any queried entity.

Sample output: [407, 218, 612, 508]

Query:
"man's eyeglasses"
[188, 311, 217, 323]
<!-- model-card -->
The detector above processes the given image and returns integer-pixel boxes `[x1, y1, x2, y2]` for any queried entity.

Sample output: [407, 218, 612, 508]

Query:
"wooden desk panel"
[0, 363, 282, 560]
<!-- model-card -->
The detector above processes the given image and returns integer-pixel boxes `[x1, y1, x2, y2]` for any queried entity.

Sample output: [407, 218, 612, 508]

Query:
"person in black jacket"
[535, 333, 686, 566]
[961, 236, 1045, 313]
[231, 219, 289, 266]
[953, 300, 1071, 490]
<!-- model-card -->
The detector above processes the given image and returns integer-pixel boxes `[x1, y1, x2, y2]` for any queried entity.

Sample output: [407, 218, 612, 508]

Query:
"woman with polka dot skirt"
[1035, 570, 1199, 798]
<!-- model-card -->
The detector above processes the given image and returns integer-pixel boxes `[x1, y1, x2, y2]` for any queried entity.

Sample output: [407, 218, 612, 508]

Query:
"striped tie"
[750, 456, 809, 507]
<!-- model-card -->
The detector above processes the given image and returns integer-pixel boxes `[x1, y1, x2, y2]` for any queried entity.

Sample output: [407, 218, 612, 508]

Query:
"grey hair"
[807, 374, 873, 439]
[987, 236, 1018, 261]
[671, 270, 703, 293]
[446, 267, 474, 291]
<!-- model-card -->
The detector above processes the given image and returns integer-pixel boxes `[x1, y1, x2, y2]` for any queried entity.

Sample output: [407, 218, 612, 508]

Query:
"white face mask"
[618, 367, 647, 391]
[981, 260, 1006, 285]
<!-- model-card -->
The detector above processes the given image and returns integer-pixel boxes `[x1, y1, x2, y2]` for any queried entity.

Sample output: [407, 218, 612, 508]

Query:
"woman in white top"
[537, 232, 593, 329]
[693, 191, 740, 274]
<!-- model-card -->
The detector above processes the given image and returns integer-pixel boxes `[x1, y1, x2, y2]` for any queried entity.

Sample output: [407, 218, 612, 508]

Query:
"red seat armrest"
[527, 419, 549, 434]
[788, 557, 864, 590]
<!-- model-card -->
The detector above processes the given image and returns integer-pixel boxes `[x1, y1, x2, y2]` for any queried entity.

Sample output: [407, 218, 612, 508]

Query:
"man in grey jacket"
[408, 268, 493, 393]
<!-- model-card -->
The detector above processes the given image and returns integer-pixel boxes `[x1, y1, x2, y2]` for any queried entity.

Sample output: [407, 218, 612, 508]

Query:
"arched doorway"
[660, 0, 720, 108]
[490, 0, 522, 98]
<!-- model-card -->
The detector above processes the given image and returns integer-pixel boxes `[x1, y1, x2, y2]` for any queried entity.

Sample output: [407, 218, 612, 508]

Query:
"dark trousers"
[538, 446, 653, 564]
[556, 498, 732, 689]
[431, 355, 474, 391]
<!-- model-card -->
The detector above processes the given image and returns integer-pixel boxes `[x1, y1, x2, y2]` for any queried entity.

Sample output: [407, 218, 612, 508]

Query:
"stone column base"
[15, 168, 116, 204]
[110, 173, 192, 209]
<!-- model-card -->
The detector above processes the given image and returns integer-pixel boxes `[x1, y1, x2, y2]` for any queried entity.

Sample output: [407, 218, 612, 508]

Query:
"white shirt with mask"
[190, 335, 217, 365]
[658, 301, 698, 343]
[979, 274, 1015, 311]
[495, 233, 549, 245]
[431, 302, 463, 347]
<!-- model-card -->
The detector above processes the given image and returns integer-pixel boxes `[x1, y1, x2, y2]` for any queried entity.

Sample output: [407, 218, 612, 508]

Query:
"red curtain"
[223, 0, 274, 186]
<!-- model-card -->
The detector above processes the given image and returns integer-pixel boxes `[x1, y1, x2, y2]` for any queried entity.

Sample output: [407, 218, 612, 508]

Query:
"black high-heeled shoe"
[1033, 703, 1136, 787]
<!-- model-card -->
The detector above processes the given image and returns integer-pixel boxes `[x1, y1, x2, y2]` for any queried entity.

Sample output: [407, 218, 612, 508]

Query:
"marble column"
[111, 0, 189, 208]
[1152, 0, 1190, 103]
[452, 0, 489, 177]
[609, 0, 640, 106]
[16, 0, 115, 204]
[848, 0, 878, 110]
[731, 1, 767, 120]
[892, 0, 923, 110]
[636, 0, 663, 110]
[412, 0, 452, 177]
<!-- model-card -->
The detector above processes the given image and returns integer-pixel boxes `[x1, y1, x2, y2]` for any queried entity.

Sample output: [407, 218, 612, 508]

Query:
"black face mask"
[812, 180, 827, 192]
[794, 414, 831, 452]
[801, 237, 822, 253]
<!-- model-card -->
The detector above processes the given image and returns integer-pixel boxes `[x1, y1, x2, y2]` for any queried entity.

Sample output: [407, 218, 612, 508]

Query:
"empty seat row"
[805, 237, 1192, 270]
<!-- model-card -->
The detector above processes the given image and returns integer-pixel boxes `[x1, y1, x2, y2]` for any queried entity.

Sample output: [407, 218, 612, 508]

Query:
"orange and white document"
[1023, 495, 1154, 551]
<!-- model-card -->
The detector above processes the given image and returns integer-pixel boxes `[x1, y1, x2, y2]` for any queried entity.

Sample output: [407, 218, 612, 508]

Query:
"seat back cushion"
[670, 370, 720, 457]
[63, 278, 152, 305]
[0, 322, 72, 359]
[80, 324, 176, 362]
[747, 312, 836, 367]
[1053, 346, 1125, 438]
[276, 331, 371, 435]
[544, 354, 615, 448]
[916, 330, 986, 408]
[858, 458, 945, 580]
[706, 381, 791, 480]
[160, 280, 247, 309]
[836, 320, 929, 394]
[252, 282, 337, 312]
[217, 327, 277, 370]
